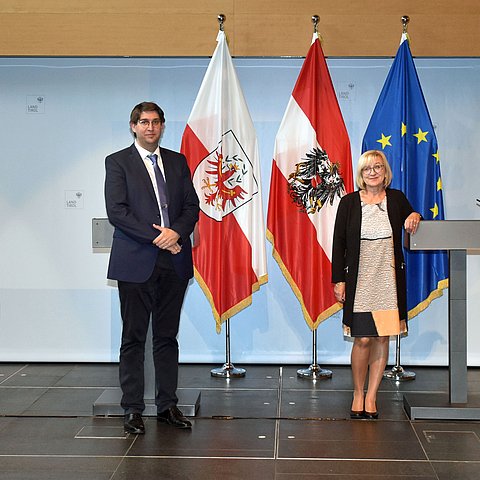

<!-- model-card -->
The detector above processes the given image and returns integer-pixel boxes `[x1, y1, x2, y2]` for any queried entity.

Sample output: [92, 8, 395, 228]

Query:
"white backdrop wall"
[0, 56, 479, 365]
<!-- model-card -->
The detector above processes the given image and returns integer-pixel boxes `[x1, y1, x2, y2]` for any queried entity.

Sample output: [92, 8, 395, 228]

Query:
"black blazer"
[104, 144, 199, 282]
[331, 188, 414, 327]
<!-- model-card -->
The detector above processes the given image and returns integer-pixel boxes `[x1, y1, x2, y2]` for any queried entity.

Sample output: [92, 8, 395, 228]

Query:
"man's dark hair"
[129, 102, 165, 124]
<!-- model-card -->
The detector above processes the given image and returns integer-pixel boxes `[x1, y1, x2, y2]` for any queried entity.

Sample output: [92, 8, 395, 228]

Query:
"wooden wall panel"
[0, 1, 478, 56]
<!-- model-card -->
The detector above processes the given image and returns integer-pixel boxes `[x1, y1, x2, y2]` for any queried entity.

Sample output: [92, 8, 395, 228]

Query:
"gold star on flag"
[376, 133, 392, 149]
[413, 128, 428, 144]
[401, 122, 407, 137]
[432, 151, 440, 162]
[437, 177, 442, 191]
[430, 202, 439, 218]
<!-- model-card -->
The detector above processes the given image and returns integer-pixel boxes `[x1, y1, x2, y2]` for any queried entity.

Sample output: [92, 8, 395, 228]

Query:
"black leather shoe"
[124, 413, 145, 434]
[364, 411, 379, 419]
[157, 406, 192, 429]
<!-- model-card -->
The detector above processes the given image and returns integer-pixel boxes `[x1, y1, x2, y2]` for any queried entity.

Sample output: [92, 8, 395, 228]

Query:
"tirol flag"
[362, 33, 448, 318]
[267, 34, 353, 330]
[181, 30, 267, 332]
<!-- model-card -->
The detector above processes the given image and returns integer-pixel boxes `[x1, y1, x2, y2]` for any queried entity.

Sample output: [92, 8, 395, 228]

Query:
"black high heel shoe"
[350, 394, 365, 419]
[350, 410, 365, 419]
[364, 410, 379, 419]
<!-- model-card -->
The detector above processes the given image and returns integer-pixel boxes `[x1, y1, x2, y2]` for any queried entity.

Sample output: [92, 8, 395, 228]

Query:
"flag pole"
[383, 16, 416, 383]
[206, 13, 245, 379]
[297, 328, 332, 379]
[296, 15, 332, 381]
[185, 12, 265, 380]
[211, 318, 246, 378]
[383, 334, 415, 381]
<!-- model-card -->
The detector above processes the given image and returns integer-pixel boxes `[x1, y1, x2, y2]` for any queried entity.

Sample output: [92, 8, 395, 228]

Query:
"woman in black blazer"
[332, 150, 420, 419]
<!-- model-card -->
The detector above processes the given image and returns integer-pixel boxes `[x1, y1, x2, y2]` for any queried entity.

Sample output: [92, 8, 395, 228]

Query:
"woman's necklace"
[360, 189, 386, 205]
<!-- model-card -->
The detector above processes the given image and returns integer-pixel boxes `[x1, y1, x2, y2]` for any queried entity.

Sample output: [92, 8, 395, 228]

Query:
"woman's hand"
[334, 282, 346, 303]
[404, 212, 421, 234]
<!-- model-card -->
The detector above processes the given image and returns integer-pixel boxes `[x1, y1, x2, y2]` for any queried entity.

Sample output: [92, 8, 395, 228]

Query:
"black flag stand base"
[210, 318, 246, 378]
[383, 334, 416, 381]
[297, 329, 332, 379]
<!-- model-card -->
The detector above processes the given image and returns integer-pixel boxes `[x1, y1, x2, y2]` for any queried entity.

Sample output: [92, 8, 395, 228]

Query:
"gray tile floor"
[0, 363, 479, 479]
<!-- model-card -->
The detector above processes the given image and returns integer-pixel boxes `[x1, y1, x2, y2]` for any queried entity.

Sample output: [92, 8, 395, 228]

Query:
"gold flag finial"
[402, 15, 410, 34]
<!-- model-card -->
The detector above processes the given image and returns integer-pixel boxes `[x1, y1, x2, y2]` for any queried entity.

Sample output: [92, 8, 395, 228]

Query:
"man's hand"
[165, 243, 182, 254]
[152, 224, 181, 254]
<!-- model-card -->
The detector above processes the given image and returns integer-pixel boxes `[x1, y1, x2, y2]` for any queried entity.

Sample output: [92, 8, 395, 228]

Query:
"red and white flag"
[267, 34, 353, 330]
[181, 30, 267, 332]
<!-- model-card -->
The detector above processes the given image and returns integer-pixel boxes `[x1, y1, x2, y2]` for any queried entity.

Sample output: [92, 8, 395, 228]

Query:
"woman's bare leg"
[364, 336, 389, 413]
[351, 337, 371, 411]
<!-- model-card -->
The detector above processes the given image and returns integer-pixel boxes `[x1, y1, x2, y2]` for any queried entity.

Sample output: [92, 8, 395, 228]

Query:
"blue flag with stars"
[362, 34, 448, 319]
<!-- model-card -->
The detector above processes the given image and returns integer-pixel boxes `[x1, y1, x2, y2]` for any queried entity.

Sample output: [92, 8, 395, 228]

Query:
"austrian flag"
[181, 31, 267, 331]
[267, 34, 353, 330]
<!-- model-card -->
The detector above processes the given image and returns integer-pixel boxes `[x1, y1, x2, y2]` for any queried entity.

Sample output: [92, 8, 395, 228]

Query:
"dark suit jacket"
[104, 144, 199, 282]
[331, 188, 414, 327]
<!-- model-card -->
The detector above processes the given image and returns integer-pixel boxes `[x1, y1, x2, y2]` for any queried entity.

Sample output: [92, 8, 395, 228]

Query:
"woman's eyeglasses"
[362, 164, 384, 174]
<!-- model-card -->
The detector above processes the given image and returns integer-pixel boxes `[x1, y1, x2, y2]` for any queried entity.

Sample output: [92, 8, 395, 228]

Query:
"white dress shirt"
[135, 141, 167, 227]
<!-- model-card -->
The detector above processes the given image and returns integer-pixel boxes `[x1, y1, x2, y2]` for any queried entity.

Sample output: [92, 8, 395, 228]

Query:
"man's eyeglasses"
[362, 164, 384, 174]
[137, 119, 162, 128]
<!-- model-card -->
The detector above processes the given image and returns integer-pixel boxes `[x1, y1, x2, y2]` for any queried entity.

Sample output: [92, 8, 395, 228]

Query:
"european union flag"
[362, 34, 448, 318]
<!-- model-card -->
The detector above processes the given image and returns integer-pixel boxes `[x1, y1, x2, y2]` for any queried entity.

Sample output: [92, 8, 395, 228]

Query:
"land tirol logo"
[287, 147, 345, 214]
[193, 130, 259, 221]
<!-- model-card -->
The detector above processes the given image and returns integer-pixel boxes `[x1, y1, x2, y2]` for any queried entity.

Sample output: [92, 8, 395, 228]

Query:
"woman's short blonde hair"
[356, 150, 393, 190]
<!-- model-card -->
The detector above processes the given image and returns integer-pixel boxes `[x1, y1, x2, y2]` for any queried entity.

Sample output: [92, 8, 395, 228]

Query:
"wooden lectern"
[404, 220, 480, 420]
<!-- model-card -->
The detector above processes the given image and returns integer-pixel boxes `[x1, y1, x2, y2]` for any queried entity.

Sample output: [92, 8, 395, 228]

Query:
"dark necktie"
[148, 154, 170, 228]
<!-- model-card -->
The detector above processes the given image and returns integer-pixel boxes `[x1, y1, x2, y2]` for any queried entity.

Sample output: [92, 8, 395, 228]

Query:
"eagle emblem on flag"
[287, 147, 345, 214]
[203, 150, 248, 211]
[193, 129, 259, 220]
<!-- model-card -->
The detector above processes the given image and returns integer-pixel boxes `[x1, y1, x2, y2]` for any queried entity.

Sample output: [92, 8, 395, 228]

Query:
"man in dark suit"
[105, 102, 199, 434]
